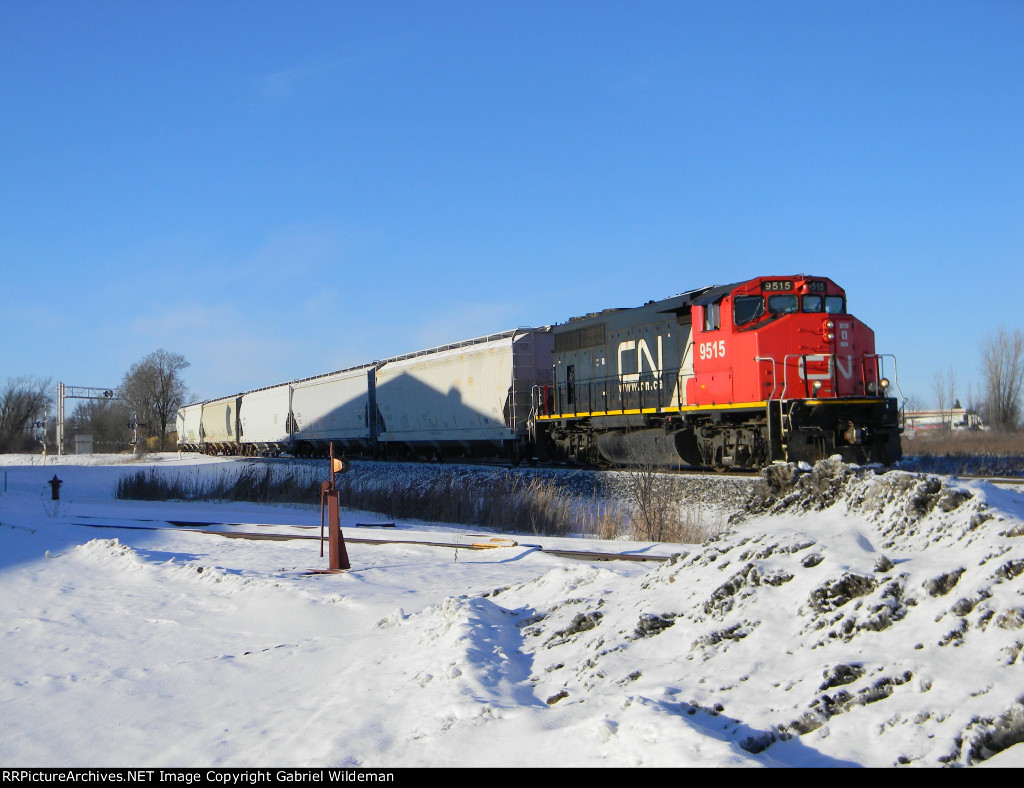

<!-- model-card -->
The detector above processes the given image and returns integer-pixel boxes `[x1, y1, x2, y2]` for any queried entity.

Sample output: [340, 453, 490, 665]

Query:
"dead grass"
[661, 507, 727, 544]
[115, 464, 724, 544]
[574, 491, 627, 541]
[115, 465, 320, 503]
[115, 466, 602, 539]
[616, 439, 727, 544]
[332, 472, 603, 537]
[624, 499, 725, 544]
[902, 430, 1024, 457]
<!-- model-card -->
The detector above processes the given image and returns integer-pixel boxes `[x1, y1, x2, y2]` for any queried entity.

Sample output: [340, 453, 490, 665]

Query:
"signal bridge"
[56, 382, 121, 455]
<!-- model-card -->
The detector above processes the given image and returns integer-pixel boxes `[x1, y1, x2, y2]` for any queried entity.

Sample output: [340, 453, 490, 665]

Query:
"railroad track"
[182, 449, 1024, 483]
[961, 475, 1024, 486]
[184, 451, 763, 478]
[65, 516, 674, 563]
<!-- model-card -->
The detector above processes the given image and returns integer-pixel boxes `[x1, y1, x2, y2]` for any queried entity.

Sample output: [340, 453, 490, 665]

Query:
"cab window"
[802, 294, 823, 313]
[824, 296, 845, 314]
[768, 294, 799, 315]
[703, 300, 721, 331]
[733, 295, 763, 326]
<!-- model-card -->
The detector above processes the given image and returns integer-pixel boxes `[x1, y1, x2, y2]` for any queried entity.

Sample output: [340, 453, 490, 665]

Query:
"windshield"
[733, 292, 846, 326]
[768, 294, 799, 315]
[803, 295, 823, 312]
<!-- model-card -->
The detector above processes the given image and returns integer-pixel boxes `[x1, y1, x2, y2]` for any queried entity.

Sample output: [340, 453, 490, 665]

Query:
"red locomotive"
[533, 274, 901, 469]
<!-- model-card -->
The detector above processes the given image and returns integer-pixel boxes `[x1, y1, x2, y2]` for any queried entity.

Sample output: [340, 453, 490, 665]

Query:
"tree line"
[981, 325, 1024, 430]
[911, 325, 1024, 433]
[0, 349, 190, 454]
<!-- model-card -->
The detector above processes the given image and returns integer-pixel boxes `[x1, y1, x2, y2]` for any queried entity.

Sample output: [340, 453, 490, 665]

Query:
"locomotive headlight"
[826, 332, 835, 341]
[812, 380, 823, 393]
[824, 320, 834, 329]
[879, 378, 890, 391]
[867, 381, 877, 393]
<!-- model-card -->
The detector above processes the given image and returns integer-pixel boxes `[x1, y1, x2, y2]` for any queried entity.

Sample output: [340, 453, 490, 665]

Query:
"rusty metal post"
[326, 484, 349, 571]
[318, 442, 351, 571]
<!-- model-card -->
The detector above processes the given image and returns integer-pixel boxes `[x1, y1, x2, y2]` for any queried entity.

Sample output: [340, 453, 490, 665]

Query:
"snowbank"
[1, 456, 1021, 766]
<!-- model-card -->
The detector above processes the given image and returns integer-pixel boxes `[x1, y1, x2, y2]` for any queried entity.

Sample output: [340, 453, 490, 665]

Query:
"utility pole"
[56, 382, 121, 455]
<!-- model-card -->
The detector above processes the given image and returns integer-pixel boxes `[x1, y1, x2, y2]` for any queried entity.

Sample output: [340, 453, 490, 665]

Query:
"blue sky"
[2, 0, 1021, 410]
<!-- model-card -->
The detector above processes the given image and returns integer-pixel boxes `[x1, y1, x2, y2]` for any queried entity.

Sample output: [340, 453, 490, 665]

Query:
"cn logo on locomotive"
[798, 354, 857, 381]
[617, 337, 663, 383]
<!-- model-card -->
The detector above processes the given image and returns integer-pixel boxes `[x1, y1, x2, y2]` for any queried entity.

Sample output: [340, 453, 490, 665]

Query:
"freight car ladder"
[511, 331, 540, 436]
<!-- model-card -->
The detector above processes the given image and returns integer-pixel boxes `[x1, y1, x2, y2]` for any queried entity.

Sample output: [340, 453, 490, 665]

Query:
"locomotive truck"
[177, 274, 902, 469]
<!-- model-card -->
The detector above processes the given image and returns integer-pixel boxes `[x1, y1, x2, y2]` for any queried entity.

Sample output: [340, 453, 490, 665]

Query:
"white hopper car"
[176, 328, 553, 461]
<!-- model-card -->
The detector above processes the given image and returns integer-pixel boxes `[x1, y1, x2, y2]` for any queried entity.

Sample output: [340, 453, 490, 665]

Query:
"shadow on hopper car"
[178, 372, 536, 463]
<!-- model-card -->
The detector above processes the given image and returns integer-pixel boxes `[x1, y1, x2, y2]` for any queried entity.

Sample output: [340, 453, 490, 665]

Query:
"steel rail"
[63, 518, 674, 562]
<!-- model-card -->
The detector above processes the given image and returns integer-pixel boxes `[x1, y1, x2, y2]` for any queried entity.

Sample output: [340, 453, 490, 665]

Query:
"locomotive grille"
[554, 322, 606, 353]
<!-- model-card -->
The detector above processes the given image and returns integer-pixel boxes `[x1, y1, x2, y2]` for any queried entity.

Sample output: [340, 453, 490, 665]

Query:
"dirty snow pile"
[0, 454, 1022, 768]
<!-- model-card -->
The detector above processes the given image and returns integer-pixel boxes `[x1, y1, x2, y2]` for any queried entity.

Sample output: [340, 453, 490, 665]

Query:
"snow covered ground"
[1, 453, 1022, 768]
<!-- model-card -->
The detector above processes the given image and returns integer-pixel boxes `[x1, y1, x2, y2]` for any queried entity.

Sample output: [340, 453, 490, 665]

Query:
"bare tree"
[0, 377, 52, 452]
[931, 369, 949, 429]
[945, 367, 958, 420]
[980, 325, 1024, 430]
[621, 432, 718, 543]
[903, 394, 925, 413]
[622, 444, 673, 541]
[965, 381, 982, 417]
[931, 366, 959, 431]
[119, 350, 190, 443]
